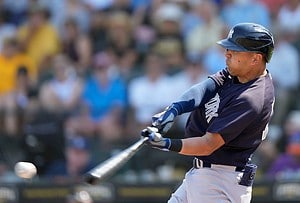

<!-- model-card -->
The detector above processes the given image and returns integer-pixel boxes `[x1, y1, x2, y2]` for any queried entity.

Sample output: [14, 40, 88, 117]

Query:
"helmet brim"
[217, 39, 248, 52]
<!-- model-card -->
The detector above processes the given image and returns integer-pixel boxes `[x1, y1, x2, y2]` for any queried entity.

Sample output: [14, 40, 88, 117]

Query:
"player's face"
[224, 49, 256, 77]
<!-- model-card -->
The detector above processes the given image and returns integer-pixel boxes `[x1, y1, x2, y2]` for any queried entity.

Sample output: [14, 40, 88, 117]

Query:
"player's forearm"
[172, 78, 218, 115]
[179, 133, 225, 156]
[141, 128, 225, 154]
[178, 137, 212, 156]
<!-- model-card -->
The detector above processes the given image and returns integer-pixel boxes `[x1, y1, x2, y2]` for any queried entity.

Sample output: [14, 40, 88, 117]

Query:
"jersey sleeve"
[207, 97, 258, 143]
[208, 68, 231, 87]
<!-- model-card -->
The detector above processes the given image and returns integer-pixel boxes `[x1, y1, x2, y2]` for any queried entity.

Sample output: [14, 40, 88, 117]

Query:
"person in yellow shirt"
[0, 37, 36, 136]
[17, 4, 60, 75]
[0, 37, 36, 95]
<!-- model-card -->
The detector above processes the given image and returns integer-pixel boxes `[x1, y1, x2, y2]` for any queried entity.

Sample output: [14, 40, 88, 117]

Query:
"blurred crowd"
[0, 0, 300, 185]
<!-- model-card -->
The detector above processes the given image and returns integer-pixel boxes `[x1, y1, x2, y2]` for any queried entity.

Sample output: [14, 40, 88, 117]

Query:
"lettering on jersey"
[205, 93, 220, 123]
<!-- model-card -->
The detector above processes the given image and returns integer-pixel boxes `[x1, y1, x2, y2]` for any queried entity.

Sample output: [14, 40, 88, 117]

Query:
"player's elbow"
[180, 133, 224, 156]
[200, 147, 214, 156]
[201, 140, 219, 155]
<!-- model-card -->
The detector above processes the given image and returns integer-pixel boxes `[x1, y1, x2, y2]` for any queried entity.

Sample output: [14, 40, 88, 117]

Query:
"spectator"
[253, 124, 282, 178]
[0, 36, 36, 95]
[0, 7, 16, 50]
[110, 49, 138, 83]
[202, 27, 228, 74]
[185, 0, 224, 55]
[17, 3, 60, 77]
[82, 0, 113, 11]
[133, 21, 156, 62]
[107, 11, 134, 59]
[88, 10, 109, 53]
[151, 2, 184, 72]
[202, 45, 226, 74]
[277, 0, 300, 42]
[267, 111, 300, 180]
[170, 53, 209, 131]
[267, 29, 300, 125]
[66, 51, 127, 143]
[128, 52, 173, 135]
[39, 54, 83, 115]
[220, 0, 271, 28]
[152, 2, 183, 40]
[61, 18, 92, 76]
[105, 0, 134, 15]
[0, 37, 36, 136]
[180, 0, 204, 39]
[44, 136, 95, 182]
[2, 67, 33, 136]
[259, 0, 287, 19]
[2, 0, 28, 25]
[55, 0, 90, 33]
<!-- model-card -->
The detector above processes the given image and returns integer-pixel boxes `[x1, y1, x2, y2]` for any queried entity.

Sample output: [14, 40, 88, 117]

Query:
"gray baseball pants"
[168, 165, 252, 203]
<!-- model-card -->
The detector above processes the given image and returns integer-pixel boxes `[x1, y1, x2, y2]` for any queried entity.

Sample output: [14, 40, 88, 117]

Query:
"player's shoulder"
[238, 77, 274, 112]
[208, 68, 231, 86]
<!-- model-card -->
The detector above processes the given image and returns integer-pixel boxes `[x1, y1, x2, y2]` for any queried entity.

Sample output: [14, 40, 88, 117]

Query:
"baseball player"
[141, 23, 275, 203]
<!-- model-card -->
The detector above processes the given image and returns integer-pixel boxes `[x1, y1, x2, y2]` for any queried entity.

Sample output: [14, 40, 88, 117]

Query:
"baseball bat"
[84, 137, 149, 185]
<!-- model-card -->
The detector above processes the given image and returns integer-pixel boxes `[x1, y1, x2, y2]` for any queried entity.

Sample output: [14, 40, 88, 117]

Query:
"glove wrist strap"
[169, 139, 183, 152]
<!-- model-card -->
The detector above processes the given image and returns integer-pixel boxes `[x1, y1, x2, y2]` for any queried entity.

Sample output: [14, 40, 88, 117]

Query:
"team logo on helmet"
[228, 28, 234, 38]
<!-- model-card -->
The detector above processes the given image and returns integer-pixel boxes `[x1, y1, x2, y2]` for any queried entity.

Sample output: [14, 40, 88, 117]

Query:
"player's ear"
[251, 53, 263, 65]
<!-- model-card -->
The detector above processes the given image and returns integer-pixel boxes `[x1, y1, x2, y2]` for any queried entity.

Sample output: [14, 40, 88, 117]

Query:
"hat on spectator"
[67, 136, 90, 151]
[154, 3, 183, 23]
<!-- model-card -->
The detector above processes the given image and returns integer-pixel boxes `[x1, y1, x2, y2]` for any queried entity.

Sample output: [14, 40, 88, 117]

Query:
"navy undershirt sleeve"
[172, 78, 217, 115]
[172, 68, 230, 115]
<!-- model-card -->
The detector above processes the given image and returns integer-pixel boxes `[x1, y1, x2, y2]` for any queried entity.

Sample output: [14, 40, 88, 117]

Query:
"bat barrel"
[84, 137, 149, 185]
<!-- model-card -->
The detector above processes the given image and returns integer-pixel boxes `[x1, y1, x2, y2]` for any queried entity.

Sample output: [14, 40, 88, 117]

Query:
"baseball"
[14, 162, 37, 179]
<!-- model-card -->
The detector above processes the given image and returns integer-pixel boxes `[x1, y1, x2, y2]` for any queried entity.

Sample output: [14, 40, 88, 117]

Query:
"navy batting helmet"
[217, 23, 274, 62]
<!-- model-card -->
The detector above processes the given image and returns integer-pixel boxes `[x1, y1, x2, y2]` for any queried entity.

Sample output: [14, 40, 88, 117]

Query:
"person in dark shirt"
[141, 23, 275, 203]
[267, 110, 300, 180]
[44, 136, 95, 182]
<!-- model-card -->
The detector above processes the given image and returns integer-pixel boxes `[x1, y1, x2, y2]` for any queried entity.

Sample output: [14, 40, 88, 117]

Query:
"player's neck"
[237, 67, 267, 83]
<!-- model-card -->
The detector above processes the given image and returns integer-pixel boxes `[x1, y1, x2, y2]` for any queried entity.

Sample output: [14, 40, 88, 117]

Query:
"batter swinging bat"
[84, 137, 149, 185]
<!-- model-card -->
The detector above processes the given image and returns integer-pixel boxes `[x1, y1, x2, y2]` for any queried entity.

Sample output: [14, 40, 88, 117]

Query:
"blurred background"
[0, 0, 299, 202]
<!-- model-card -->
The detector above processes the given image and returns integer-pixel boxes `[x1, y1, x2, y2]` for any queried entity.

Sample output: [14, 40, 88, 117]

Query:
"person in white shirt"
[128, 52, 173, 135]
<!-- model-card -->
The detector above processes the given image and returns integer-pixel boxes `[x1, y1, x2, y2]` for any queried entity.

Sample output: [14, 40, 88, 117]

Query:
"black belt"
[193, 158, 244, 172]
